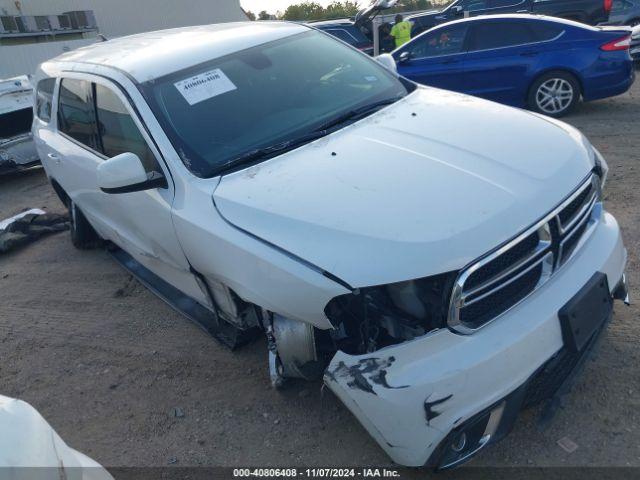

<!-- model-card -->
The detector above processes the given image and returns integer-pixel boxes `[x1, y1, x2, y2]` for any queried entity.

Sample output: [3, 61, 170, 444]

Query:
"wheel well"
[50, 179, 70, 208]
[527, 69, 583, 102]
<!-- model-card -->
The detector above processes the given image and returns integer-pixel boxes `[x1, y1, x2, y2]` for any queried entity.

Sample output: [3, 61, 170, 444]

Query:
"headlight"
[592, 145, 608, 191]
[324, 271, 457, 354]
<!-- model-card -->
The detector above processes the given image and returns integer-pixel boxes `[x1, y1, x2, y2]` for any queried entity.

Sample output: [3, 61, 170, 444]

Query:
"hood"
[213, 88, 594, 288]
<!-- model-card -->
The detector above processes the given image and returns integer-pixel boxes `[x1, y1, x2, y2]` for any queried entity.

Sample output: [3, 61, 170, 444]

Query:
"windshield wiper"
[213, 96, 404, 176]
[314, 95, 405, 132]
[214, 130, 330, 176]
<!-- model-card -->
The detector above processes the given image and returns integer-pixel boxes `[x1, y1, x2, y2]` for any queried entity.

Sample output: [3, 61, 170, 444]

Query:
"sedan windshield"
[139, 30, 414, 177]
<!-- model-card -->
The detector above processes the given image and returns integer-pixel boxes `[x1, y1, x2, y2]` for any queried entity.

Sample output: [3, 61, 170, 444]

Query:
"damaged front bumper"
[324, 211, 627, 467]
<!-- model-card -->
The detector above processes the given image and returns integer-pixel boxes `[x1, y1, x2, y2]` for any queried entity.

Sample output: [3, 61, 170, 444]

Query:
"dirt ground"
[0, 80, 639, 470]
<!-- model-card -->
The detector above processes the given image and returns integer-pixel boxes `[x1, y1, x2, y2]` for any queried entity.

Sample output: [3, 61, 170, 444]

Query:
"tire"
[68, 199, 100, 249]
[527, 71, 580, 118]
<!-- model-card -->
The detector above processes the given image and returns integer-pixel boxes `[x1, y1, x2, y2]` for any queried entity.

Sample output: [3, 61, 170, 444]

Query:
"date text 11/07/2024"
[232, 468, 401, 478]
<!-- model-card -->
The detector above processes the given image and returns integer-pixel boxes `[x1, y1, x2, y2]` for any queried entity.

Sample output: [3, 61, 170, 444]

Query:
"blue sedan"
[392, 15, 635, 116]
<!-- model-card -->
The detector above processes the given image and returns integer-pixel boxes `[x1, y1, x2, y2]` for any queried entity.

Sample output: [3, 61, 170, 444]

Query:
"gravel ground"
[0, 81, 638, 470]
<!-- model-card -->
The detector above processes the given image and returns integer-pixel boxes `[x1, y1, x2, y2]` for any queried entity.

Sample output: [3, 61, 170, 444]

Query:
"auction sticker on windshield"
[174, 68, 237, 105]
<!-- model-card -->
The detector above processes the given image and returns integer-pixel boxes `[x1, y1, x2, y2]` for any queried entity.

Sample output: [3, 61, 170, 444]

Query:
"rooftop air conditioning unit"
[0, 15, 19, 33]
[56, 15, 72, 30]
[15, 16, 39, 33]
[34, 16, 51, 31]
[63, 10, 97, 30]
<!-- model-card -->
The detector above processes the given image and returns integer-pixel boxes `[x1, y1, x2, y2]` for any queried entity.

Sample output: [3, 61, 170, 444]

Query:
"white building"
[0, 0, 247, 78]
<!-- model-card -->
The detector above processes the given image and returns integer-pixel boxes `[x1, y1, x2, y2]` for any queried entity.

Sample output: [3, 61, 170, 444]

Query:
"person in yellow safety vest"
[389, 14, 412, 49]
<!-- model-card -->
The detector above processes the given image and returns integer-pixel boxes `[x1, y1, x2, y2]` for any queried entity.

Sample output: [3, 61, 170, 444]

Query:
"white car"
[0, 394, 112, 480]
[32, 22, 628, 468]
[1, 76, 40, 175]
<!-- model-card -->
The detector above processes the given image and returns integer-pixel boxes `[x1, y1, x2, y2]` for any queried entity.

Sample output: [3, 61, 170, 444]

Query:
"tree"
[324, 1, 360, 19]
[276, 0, 444, 22]
[282, 2, 326, 21]
[258, 10, 271, 20]
[245, 10, 256, 20]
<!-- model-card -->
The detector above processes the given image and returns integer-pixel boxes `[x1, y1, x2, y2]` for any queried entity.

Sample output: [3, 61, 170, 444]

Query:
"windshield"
[139, 30, 414, 177]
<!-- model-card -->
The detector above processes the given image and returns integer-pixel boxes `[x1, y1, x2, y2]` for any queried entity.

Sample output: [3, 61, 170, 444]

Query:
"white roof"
[47, 22, 308, 83]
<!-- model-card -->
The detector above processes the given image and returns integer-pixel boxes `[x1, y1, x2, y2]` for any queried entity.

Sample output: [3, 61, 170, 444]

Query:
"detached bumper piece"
[0, 211, 69, 254]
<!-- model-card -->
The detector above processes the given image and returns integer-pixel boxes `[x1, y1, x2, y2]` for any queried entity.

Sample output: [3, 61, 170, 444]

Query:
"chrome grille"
[448, 174, 601, 334]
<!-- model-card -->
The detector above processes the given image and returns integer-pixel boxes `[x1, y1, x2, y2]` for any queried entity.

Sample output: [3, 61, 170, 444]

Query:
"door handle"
[47, 153, 61, 164]
[520, 51, 539, 57]
[442, 58, 459, 64]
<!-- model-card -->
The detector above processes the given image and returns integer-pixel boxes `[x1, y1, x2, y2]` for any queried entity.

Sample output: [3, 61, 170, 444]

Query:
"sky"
[240, 0, 334, 15]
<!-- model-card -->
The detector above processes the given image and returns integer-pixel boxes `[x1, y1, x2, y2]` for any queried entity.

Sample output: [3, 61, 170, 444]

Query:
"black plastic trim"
[109, 246, 259, 349]
[100, 173, 167, 194]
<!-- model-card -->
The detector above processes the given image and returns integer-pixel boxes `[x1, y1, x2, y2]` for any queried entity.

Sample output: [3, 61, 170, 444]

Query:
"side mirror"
[97, 152, 166, 194]
[398, 50, 411, 64]
[452, 5, 464, 13]
[376, 53, 397, 73]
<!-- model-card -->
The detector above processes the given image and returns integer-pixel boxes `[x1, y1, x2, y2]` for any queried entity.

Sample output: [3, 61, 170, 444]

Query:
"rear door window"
[35, 78, 56, 122]
[94, 84, 159, 173]
[468, 22, 537, 51]
[57, 78, 100, 151]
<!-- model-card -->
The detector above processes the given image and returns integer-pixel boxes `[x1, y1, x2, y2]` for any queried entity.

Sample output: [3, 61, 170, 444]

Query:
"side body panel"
[462, 42, 539, 106]
[35, 61, 350, 330]
[397, 53, 469, 91]
[531, 0, 609, 25]
[410, 0, 534, 34]
[34, 64, 206, 305]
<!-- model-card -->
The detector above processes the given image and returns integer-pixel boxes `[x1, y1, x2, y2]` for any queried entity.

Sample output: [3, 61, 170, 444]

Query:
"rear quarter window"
[529, 22, 565, 41]
[35, 77, 56, 122]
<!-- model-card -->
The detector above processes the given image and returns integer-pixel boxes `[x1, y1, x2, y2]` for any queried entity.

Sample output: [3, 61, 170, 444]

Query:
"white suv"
[32, 22, 628, 468]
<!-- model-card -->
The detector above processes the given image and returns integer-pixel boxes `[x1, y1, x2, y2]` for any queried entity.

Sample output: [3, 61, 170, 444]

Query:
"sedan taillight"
[600, 35, 631, 51]
[604, 0, 613, 12]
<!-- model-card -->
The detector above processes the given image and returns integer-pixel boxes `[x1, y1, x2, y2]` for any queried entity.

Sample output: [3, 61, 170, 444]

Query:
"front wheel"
[69, 199, 100, 249]
[527, 72, 580, 118]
